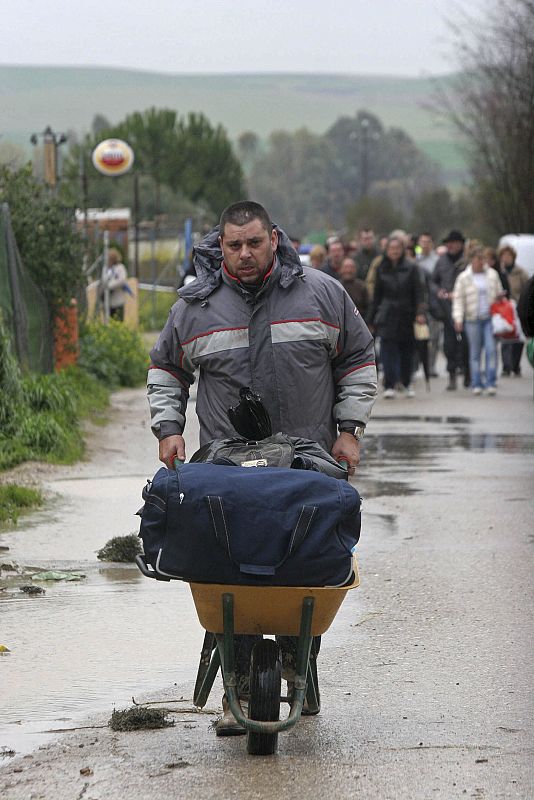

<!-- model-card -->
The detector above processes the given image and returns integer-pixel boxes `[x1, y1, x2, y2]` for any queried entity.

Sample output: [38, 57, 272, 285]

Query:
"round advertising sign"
[92, 139, 135, 176]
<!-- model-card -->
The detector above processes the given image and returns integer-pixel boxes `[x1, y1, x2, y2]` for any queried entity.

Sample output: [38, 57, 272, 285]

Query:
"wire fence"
[0, 203, 53, 373]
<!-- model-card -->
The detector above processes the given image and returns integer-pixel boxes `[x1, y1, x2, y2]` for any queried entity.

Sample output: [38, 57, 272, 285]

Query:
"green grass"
[0, 484, 43, 526]
[1, 66, 461, 176]
[0, 367, 110, 471]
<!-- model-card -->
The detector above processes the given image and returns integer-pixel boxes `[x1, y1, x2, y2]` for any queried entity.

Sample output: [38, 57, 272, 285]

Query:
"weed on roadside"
[0, 485, 43, 526]
[97, 534, 142, 562]
[109, 707, 175, 732]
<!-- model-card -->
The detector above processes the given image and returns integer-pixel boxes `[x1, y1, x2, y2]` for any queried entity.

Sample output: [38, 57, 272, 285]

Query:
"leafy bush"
[0, 364, 110, 470]
[79, 320, 148, 388]
[0, 484, 43, 525]
[0, 166, 84, 310]
[138, 289, 175, 332]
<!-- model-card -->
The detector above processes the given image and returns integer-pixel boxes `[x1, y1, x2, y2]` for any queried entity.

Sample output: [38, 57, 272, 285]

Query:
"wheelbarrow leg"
[304, 638, 321, 715]
[193, 631, 220, 708]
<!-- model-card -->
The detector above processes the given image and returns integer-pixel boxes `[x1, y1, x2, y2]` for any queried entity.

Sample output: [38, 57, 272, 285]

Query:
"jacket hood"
[179, 223, 303, 302]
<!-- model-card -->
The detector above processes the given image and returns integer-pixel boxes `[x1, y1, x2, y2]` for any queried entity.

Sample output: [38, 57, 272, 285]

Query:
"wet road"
[1, 369, 533, 799]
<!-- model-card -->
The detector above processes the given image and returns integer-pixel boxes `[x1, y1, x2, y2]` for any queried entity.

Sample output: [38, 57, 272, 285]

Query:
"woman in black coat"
[369, 236, 425, 398]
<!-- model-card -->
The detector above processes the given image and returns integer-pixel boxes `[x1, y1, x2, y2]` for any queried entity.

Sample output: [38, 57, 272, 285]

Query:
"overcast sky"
[1, 0, 487, 76]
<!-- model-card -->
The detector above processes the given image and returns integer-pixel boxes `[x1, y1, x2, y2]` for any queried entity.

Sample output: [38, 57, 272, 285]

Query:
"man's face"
[340, 258, 357, 281]
[418, 234, 433, 255]
[360, 230, 375, 250]
[329, 242, 345, 269]
[447, 240, 463, 256]
[220, 219, 278, 284]
[386, 239, 404, 262]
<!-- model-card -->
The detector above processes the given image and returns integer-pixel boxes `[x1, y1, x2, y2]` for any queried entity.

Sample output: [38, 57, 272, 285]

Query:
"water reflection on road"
[1, 411, 532, 757]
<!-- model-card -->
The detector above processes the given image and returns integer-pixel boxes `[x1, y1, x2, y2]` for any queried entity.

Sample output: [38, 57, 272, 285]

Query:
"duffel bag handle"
[172, 456, 186, 470]
[205, 496, 317, 577]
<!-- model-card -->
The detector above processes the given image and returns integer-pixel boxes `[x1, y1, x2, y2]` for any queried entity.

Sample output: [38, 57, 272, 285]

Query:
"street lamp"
[360, 118, 370, 199]
[30, 125, 68, 190]
[359, 117, 381, 200]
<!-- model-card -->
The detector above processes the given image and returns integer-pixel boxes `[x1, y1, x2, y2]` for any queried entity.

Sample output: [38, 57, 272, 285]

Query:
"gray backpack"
[190, 432, 348, 480]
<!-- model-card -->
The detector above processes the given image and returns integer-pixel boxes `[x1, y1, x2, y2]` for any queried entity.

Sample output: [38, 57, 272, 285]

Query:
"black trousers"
[443, 314, 470, 379]
[380, 338, 415, 389]
[501, 341, 524, 373]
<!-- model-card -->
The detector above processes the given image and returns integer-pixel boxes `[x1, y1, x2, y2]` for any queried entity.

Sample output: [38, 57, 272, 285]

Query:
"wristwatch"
[339, 424, 365, 441]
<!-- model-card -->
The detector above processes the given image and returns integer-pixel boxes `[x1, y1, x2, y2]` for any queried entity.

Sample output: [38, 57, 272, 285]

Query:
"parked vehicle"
[498, 234, 534, 277]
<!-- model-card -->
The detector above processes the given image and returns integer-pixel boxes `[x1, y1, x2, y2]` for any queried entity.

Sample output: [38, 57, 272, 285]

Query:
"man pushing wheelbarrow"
[145, 201, 377, 741]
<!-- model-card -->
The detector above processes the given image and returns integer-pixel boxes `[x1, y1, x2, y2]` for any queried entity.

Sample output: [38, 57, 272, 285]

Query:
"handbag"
[490, 298, 524, 340]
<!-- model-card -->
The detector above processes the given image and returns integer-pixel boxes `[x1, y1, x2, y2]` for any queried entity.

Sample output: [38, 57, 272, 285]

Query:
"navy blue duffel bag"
[138, 462, 361, 586]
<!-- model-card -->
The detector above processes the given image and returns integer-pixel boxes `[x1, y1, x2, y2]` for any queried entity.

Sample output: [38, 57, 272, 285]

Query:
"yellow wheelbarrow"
[188, 562, 359, 755]
[135, 457, 360, 756]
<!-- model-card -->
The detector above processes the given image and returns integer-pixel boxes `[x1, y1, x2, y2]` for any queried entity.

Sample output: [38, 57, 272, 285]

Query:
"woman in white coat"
[452, 245, 503, 395]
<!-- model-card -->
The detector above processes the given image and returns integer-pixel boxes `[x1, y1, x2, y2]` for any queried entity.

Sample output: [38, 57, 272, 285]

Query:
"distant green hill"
[0, 65, 466, 183]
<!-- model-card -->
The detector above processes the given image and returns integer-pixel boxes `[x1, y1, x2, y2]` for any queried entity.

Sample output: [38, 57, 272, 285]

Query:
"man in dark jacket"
[355, 228, 380, 281]
[147, 201, 377, 735]
[368, 236, 424, 397]
[432, 230, 469, 390]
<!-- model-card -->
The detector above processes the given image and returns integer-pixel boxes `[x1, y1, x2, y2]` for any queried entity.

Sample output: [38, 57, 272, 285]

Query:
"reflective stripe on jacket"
[147, 228, 377, 453]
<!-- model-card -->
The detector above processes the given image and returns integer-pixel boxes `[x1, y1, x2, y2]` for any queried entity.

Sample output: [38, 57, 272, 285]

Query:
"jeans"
[464, 319, 497, 389]
[380, 338, 415, 390]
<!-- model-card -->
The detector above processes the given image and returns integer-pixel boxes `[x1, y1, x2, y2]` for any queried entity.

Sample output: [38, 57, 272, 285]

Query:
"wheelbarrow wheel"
[247, 639, 281, 756]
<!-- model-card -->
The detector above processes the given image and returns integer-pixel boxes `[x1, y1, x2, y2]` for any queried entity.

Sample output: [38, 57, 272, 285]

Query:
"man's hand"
[159, 434, 186, 468]
[454, 320, 463, 334]
[331, 432, 361, 476]
[437, 289, 449, 300]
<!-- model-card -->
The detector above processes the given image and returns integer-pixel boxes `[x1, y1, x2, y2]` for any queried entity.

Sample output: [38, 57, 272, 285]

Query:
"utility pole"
[360, 118, 370, 199]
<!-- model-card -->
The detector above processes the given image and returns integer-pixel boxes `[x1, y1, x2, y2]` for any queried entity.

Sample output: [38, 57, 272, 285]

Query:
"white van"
[498, 234, 534, 277]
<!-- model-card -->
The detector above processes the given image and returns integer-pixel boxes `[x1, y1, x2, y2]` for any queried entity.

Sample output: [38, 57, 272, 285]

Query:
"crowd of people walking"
[304, 227, 531, 398]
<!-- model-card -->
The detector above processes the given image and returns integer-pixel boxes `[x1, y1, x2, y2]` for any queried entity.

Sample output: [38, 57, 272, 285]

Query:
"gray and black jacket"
[147, 226, 377, 453]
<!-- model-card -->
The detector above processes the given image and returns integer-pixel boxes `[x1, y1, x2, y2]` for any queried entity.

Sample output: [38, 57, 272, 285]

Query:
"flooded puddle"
[0, 565, 205, 755]
[1, 410, 532, 758]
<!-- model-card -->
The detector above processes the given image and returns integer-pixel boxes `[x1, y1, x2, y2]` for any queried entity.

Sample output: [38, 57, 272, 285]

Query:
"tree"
[247, 110, 440, 235]
[0, 166, 84, 309]
[437, 0, 534, 232]
[112, 108, 181, 215]
[175, 113, 245, 217]
[248, 128, 333, 235]
[60, 108, 244, 222]
[346, 196, 403, 237]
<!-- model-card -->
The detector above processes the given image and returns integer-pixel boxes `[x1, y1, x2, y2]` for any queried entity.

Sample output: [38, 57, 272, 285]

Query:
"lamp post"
[360, 118, 370, 199]
[30, 126, 68, 192]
